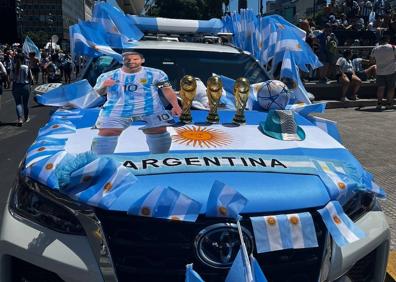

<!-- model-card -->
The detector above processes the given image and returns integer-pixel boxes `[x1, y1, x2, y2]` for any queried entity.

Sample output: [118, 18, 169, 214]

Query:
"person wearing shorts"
[91, 51, 182, 155]
[371, 36, 396, 110]
[336, 49, 362, 101]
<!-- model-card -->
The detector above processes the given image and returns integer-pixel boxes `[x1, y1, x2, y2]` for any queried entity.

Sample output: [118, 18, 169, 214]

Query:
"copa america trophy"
[179, 75, 197, 124]
[232, 77, 250, 124]
[206, 76, 223, 124]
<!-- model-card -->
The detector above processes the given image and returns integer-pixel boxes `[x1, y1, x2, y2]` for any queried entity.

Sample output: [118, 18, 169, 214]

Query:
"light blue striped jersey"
[94, 67, 169, 118]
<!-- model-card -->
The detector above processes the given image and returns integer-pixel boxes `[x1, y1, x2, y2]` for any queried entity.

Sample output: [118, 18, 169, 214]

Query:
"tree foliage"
[24, 31, 50, 49]
[147, 0, 225, 20]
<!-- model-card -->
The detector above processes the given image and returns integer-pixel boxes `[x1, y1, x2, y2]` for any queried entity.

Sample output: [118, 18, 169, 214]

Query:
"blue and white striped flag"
[361, 171, 386, 198]
[318, 201, 366, 247]
[225, 249, 251, 282]
[250, 255, 268, 282]
[226, 219, 267, 282]
[35, 79, 105, 109]
[25, 142, 65, 168]
[280, 50, 311, 104]
[93, 2, 142, 47]
[314, 161, 356, 204]
[61, 157, 116, 194]
[305, 116, 342, 143]
[51, 109, 83, 121]
[60, 157, 137, 209]
[250, 212, 318, 253]
[69, 21, 122, 62]
[185, 264, 205, 282]
[128, 186, 202, 222]
[286, 102, 326, 116]
[22, 36, 41, 60]
[206, 181, 248, 219]
[25, 151, 69, 189]
[38, 120, 76, 137]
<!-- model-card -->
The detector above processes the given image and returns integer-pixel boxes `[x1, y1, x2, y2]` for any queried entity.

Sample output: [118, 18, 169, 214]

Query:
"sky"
[229, 0, 260, 14]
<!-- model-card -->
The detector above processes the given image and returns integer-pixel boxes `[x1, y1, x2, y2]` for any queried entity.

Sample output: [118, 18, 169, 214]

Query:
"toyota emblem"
[194, 223, 254, 268]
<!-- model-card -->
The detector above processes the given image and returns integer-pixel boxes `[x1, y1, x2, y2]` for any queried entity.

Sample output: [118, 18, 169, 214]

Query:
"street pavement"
[0, 87, 394, 277]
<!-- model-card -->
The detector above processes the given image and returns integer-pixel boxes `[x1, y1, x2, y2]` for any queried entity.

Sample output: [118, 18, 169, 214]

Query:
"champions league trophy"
[232, 77, 250, 124]
[206, 76, 223, 124]
[179, 75, 197, 124]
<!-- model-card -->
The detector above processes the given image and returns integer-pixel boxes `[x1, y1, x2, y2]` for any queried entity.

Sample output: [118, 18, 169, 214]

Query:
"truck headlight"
[9, 173, 85, 235]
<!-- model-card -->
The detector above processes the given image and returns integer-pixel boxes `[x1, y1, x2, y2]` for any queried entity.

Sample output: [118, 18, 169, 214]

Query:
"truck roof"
[131, 40, 241, 54]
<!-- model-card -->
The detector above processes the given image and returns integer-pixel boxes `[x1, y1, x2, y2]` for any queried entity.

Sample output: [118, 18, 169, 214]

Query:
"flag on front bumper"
[206, 180, 248, 219]
[250, 212, 318, 253]
[24, 151, 69, 189]
[318, 201, 366, 247]
[60, 157, 137, 209]
[185, 264, 205, 282]
[128, 186, 202, 222]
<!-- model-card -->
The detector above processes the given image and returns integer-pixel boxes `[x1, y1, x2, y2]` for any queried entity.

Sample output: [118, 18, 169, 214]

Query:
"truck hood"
[25, 108, 372, 214]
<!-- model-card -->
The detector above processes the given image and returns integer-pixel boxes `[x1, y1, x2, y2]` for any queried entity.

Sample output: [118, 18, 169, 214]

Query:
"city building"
[0, 0, 18, 43]
[0, 0, 87, 48]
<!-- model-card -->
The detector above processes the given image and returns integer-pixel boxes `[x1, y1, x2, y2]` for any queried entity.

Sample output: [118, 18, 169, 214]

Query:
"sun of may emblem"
[173, 126, 232, 148]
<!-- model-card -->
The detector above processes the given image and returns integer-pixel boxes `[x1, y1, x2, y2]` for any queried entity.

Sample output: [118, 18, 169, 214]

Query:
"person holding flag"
[91, 51, 182, 155]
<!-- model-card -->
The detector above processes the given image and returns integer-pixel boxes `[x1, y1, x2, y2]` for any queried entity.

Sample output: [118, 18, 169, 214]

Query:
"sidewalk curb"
[388, 251, 396, 282]
[316, 99, 379, 109]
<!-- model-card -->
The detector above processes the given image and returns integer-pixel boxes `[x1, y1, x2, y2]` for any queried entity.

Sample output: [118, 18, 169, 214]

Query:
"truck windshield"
[83, 49, 269, 89]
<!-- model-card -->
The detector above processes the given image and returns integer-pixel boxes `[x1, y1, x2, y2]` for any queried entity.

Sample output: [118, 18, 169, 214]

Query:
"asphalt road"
[0, 87, 394, 278]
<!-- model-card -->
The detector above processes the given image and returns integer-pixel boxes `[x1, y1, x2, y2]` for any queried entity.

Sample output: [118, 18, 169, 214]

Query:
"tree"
[24, 31, 50, 49]
[147, 0, 223, 20]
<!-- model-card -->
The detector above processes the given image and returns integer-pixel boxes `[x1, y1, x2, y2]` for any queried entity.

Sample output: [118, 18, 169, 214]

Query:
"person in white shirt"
[0, 60, 7, 115]
[370, 35, 396, 110]
[336, 49, 362, 101]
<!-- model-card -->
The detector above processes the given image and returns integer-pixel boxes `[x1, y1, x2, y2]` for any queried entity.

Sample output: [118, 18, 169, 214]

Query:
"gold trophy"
[206, 76, 223, 124]
[232, 77, 250, 124]
[179, 75, 197, 124]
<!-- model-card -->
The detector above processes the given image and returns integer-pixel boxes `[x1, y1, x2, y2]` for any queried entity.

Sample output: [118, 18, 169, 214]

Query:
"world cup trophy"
[232, 77, 250, 124]
[179, 75, 197, 124]
[206, 76, 223, 124]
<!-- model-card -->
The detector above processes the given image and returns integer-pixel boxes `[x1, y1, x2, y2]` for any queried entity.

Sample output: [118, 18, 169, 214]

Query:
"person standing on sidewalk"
[11, 54, 33, 126]
[0, 60, 7, 120]
[371, 35, 396, 110]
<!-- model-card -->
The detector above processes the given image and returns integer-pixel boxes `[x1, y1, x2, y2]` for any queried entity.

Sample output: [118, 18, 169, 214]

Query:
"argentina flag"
[128, 187, 202, 222]
[361, 171, 386, 198]
[69, 21, 122, 62]
[25, 151, 69, 189]
[280, 50, 311, 104]
[185, 264, 205, 282]
[225, 249, 251, 282]
[22, 36, 41, 60]
[74, 165, 137, 209]
[93, 2, 143, 47]
[35, 79, 105, 109]
[305, 115, 342, 143]
[314, 161, 356, 204]
[206, 181, 248, 219]
[38, 120, 76, 137]
[250, 255, 268, 282]
[25, 141, 66, 168]
[286, 102, 326, 116]
[61, 157, 117, 194]
[250, 212, 318, 253]
[318, 201, 366, 247]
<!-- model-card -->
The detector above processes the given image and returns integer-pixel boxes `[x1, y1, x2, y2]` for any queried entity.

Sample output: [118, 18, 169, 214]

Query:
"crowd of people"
[0, 44, 84, 125]
[297, 0, 396, 108]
